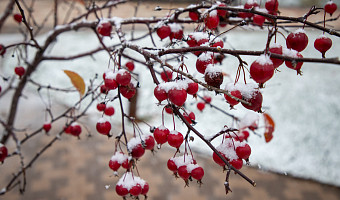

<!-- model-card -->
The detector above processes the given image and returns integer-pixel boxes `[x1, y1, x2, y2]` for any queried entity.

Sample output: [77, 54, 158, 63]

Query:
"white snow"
[255, 54, 273, 65]
[204, 64, 222, 76]
[170, 154, 194, 167]
[198, 52, 213, 61]
[127, 137, 141, 151]
[110, 152, 128, 164]
[168, 23, 182, 33]
[294, 28, 306, 34]
[238, 112, 260, 129]
[270, 42, 282, 49]
[116, 172, 146, 190]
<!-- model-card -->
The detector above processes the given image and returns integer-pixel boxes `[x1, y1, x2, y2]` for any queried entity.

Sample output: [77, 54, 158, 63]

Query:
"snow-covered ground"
[1, 28, 340, 187]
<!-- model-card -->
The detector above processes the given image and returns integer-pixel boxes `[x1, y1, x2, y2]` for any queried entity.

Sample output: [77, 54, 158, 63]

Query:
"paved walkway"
[1, 132, 340, 200]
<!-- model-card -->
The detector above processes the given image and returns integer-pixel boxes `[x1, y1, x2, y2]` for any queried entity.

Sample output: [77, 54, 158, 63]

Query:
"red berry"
[250, 54, 275, 85]
[0, 44, 6, 56]
[243, 1, 259, 18]
[168, 88, 187, 107]
[189, 11, 200, 21]
[100, 85, 108, 94]
[286, 29, 309, 52]
[97, 103, 106, 111]
[154, 85, 168, 103]
[212, 151, 227, 166]
[129, 184, 142, 196]
[125, 61, 135, 71]
[314, 35, 332, 57]
[70, 124, 82, 136]
[196, 52, 214, 74]
[204, 65, 224, 88]
[64, 125, 72, 134]
[204, 10, 220, 30]
[187, 35, 198, 47]
[265, 0, 279, 13]
[269, 43, 284, 68]
[167, 130, 183, 149]
[97, 22, 112, 36]
[169, 23, 183, 40]
[217, 3, 228, 17]
[167, 159, 178, 172]
[109, 160, 121, 171]
[116, 184, 129, 196]
[104, 78, 118, 90]
[121, 158, 130, 169]
[164, 106, 173, 114]
[96, 118, 111, 135]
[325, 1, 337, 16]
[253, 14, 266, 27]
[224, 89, 242, 106]
[241, 89, 263, 112]
[177, 165, 190, 180]
[183, 111, 195, 124]
[210, 38, 224, 48]
[186, 82, 199, 95]
[144, 135, 155, 150]
[13, 13, 23, 23]
[203, 96, 212, 103]
[43, 123, 52, 133]
[120, 83, 136, 99]
[285, 51, 304, 74]
[141, 182, 149, 195]
[0, 144, 8, 163]
[161, 70, 173, 82]
[104, 106, 115, 116]
[197, 102, 205, 111]
[236, 144, 252, 160]
[154, 126, 169, 144]
[116, 70, 131, 86]
[230, 158, 243, 170]
[131, 143, 145, 159]
[157, 25, 171, 40]
[14, 66, 25, 78]
[191, 166, 204, 180]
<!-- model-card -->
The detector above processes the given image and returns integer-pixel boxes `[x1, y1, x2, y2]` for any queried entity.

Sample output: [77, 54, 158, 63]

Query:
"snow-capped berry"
[224, 90, 242, 106]
[97, 103, 106, 111]
[191, 166, 204, 180]
[244, 0, 259, 18]
[168, 88, 187, 107]
[230, 158, 243, 170]
[97, 21, 112, 36]
[0, 44, 6, 56]
[314, 35, 332, 58]
[104, 71, 118, 90]
[129, 184, 142, 196]
[284, 49, 304, 74]
[217, 2, 228, 17]
[204, 65, 224, 88]
[141, 182, 149, 195]
[286, 29, 309, 52]
[178, 165, 190, 180]
[186, 82, 199, 95]
[109, 160, 121, 171]
[154, 85, 168, 103]
[204, 10, 220, 30]
[143, 135, 155, 150]
[15, 66, 25, 78]
[210, 37, 224, 48]
[250, 54, 275, 85]
[265, 0, 279, 13]
[196, 52, 214, 74]
[189, 11, 200, 21]
[0, 143, 8, 163]
[116, 185, 129, 196]
[157, 25, 171, 40]
[212, 151, 227, 166]
[43, 123, 52, 133]
[128, 138, 145, 159]
[104, 106, 115, 116]
[197, 102, 205, 111]
[169, 23, 183, 40]
[236, 144, 252, 160]
[116, 69, 131, 86]
[269, 43, 284, 68]
[325, 1, 337, 16]
[167, 130, 184, 149]
[154, 126, 170, 144]
[120, 83, 137, 99]
[96, 118, 111, 135]
[13, 13, 23, 23]
[161, 70, 173, 82]
[125, 61, 135, 71]
[167, 159, 178, 172]
[241, 89, 263, 112]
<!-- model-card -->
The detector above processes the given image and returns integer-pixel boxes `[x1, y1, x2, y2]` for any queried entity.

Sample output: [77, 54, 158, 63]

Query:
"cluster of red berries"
[213, 137, 251, 170]
[156, 23, 183, 41]
[109, 152, 131, 172]
[154, 79, 198, 107]
[127, 134, 155, 159]
[115, 172, 149, 197]
[64, 123, 82, 137]
[167, 154, 204, 183]
[153, 125, 184, 149]
[0, 143, 8, 163]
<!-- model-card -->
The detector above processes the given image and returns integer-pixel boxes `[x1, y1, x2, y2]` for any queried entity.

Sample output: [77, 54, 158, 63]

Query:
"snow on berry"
[286, 28, 309, 52]
[283, 48, 304, 74]
[110, 152, 129, 164]
[116, 172, 147, 196]
[96, 118, 111, 135]
[170, 154, 194, 169]
[216, 138, 246, 162]
[269, 43, 284, 68]
[116, 69, 131, 86]
[204, 10, 220, 30]
[204, 64, 224, 88]
[169, 23, 183, 40]
[238, 112, 260, 130]
[196, 52, 214, 74]
[97, 20, 112, 37]
[153, 125, 170, 145]
[250, 54, 275, 85]
[167, 130, 184, 148]
[157, 25, 171, 40]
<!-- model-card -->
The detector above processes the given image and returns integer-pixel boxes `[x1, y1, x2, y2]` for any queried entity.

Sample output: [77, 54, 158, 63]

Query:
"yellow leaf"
[63, 70, 86, 96]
